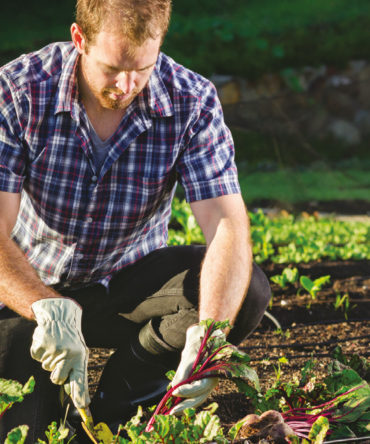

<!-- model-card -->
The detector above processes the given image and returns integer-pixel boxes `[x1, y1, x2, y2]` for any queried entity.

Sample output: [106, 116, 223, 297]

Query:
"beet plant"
[0, 376, 35, 421]
[146, 319, 260, 433]
[236, 347, 370, 442]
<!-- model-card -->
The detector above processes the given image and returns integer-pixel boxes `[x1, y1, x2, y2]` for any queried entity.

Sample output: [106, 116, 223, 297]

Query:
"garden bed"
[86, 259, 370, 443]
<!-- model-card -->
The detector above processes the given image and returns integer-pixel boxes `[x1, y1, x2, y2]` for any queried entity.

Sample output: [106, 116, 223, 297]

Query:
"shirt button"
[86, 217, 93, 223]
[91, 176, 98, 183]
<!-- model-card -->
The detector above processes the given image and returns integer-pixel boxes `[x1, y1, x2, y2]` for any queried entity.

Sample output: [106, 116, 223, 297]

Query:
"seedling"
[37, 420, 73, 444]
[273, 328, 291, 339]
[270, 267, 299, 288]
[333, 292, 357, 320]
[299, 275, 331, 300]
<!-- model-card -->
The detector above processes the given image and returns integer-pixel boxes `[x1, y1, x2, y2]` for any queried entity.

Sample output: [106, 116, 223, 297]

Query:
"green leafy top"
[0, 377, 35, 416]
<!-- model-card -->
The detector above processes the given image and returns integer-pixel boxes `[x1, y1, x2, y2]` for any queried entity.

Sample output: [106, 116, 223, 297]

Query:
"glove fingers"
[171, 325, 205, 387]
[50, 360, 71, 385]
[30, 334, 46, 362]
[169, 391, 211, 416]
[67, 366, 90, 409]
[173, 377, 218, 398]
[30, 345, 45, 363]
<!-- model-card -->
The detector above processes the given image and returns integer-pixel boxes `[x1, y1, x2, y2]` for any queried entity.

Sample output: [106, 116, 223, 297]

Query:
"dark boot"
[89, 321, 179, 429]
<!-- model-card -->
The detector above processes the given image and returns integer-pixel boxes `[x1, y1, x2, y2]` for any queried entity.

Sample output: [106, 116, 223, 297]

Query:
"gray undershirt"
[86, 116, 112, 172]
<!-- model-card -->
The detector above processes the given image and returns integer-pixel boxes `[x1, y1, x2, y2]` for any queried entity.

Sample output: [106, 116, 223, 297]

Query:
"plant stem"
[0, 402, 13, 420]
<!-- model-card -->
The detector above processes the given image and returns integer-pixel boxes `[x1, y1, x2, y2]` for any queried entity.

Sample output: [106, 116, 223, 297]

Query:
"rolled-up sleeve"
[176, 81, 240, 203]
[0, 74, 26, 193]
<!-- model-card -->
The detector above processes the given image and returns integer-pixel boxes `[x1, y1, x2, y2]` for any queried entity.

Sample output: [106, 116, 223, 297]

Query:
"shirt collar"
[54, 47, 174, 120]
[54, 44, 81, 120]
[145, 52, 174, 118]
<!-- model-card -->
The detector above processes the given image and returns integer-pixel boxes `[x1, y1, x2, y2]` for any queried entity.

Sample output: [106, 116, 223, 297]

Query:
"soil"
[86, 259, 370, 443]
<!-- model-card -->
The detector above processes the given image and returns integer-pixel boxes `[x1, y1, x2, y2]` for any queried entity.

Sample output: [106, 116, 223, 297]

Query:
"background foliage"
[2, 0, 370, 78]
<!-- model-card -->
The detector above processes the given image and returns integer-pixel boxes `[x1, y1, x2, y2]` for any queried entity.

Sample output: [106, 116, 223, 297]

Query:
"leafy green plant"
[168, 198, 204, 246]
[299, 275, 331, 300]
[282, 375, 370, 440]
[236, 350, 370, 442]
[116, 403, 228, 443]
[4, 426, 29, 444]
[332, 346, 370, 382]
[169, 200, 370, 263]
[0, 376, 74, 444]
[37, 420, 73, 444]
[0, 377, 35, 420]
[270, 267, 299, 288]
[146, 319, 259, 432]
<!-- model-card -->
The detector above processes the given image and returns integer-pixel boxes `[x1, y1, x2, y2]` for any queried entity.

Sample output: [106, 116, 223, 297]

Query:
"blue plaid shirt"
[0, 42, 240, 289]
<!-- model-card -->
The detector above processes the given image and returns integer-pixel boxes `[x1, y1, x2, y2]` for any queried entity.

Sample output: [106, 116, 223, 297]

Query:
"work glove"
[169, 323, 222, 415]
[30, 297, 90, 409]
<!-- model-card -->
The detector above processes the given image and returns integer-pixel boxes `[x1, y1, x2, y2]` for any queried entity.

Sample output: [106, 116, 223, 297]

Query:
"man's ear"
[71, 23, 87, 54]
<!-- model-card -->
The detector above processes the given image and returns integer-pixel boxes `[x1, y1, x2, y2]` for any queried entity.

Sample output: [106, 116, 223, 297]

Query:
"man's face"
[75, 26, 161, 111]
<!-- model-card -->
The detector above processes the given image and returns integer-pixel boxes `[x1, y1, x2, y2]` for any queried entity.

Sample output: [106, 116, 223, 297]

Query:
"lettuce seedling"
[299, 275, 331, 300]
[146, 319, 260, 432]
[270, 267, 299, 289]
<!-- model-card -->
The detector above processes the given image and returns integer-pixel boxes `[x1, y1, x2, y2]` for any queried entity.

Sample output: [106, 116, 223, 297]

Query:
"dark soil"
[86, 259, 370, 443]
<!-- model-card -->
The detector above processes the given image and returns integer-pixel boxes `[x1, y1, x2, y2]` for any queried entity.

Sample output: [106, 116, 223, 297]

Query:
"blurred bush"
[1, 0, 370, 79]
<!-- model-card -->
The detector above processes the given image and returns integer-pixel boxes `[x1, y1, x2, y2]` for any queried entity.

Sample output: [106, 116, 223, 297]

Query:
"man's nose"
[115, 71, 135, 95]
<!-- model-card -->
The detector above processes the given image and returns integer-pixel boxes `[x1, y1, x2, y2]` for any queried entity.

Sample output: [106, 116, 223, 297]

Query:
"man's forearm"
[0, 232, 60, 320]
[198, 216, 252, 326]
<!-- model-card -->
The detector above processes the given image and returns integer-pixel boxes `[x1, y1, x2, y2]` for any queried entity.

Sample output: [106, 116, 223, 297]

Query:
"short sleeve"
[176, 81, 240, 203]
[0, 73, 26, 193]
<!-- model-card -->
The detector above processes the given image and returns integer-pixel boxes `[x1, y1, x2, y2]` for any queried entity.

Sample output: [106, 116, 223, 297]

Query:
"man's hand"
[30, 297, 90, 408]
[169, 324, 220, 415]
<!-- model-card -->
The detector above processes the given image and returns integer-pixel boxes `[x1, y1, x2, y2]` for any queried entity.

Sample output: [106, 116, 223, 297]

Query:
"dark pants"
[0, 245, 271, 442]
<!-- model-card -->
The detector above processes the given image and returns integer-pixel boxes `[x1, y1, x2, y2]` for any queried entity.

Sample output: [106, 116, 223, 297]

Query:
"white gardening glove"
[30, 297, 90, 409]
[169, 324, 222, 415]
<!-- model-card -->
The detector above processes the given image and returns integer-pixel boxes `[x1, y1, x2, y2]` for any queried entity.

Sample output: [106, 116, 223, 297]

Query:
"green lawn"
[238, 166, 370, 205]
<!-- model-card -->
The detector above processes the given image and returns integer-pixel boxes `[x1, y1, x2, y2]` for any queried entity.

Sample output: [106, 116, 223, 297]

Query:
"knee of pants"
[228, 263, 271, 345]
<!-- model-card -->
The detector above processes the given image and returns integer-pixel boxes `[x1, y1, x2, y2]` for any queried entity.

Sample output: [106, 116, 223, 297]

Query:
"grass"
[237, 165, 370, 206]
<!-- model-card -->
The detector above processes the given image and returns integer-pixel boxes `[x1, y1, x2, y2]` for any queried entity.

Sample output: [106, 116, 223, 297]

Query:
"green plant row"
[269, 267, 357, 316]
[167, 198, 370, 264]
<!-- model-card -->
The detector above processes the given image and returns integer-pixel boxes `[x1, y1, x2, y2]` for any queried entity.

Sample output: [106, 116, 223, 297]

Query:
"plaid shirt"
[0, 42, 240, 289]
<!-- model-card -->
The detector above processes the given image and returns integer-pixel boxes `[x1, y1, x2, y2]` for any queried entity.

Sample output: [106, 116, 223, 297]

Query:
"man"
[0, 0, 271, 441]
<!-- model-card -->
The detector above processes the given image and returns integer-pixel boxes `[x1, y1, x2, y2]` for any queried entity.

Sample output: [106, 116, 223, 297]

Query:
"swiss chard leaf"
[0, 377, 35, 416]
[4, 425, 29, 444]
[324, 367, 363, 394]
[308, 416, 329, 443]
[334, 384, 370, 423]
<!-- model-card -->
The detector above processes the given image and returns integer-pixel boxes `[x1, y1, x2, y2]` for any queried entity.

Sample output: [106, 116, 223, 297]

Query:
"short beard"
[99, 86, 144, 110]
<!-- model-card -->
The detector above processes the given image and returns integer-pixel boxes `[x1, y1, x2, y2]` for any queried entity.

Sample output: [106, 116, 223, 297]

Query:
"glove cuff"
[31, 297, 82, 326]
